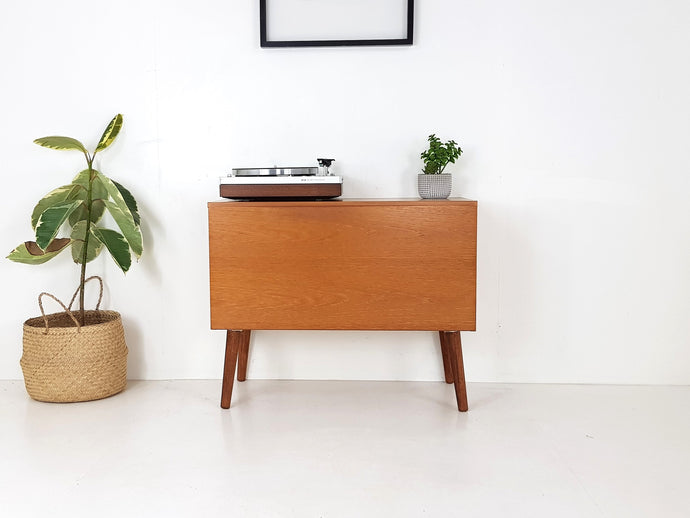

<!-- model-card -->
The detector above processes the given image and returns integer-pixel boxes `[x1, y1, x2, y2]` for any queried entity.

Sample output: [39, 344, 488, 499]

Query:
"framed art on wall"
[260, 0, 414, 47]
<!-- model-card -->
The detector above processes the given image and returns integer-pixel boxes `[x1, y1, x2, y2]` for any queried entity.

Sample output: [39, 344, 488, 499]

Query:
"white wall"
[1, 0, 689, 384]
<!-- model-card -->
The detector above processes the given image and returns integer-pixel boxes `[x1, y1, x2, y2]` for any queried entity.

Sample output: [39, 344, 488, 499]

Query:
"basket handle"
[38, 292, 81, 334]
[67, 276, 104, 312]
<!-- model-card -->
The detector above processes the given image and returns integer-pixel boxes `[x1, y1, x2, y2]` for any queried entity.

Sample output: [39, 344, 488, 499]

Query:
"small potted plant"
[7, 114, 143, 403]
[418, 134, 463, 199]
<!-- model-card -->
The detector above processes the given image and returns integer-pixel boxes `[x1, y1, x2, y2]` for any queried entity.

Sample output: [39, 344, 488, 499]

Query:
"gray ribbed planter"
[418, 173, 452, 199]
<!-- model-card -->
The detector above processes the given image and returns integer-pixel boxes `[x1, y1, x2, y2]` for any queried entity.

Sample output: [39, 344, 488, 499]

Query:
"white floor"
[1, 380, 689, 518]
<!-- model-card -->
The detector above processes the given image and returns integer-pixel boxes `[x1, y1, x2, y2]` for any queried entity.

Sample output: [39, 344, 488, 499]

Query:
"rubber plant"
[7, 114, 142, 325]
[420, 134, 463, 174]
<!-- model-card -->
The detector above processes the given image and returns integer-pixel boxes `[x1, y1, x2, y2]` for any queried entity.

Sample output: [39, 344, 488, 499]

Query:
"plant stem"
[79, 152, 95, 325]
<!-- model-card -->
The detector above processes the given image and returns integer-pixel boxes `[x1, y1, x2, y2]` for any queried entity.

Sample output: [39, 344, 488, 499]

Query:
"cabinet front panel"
[209, 200, 476, 330]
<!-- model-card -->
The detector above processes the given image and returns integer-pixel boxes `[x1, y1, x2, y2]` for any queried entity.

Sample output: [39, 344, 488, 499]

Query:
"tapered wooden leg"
[237, 330, 251, 382]
[220, 330, 243, 409]
[442, 331, 468, 412]
[438, 331, 454, 384]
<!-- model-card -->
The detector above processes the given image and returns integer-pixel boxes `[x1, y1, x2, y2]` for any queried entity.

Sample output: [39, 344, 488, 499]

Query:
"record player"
[220, 158, 342, 200]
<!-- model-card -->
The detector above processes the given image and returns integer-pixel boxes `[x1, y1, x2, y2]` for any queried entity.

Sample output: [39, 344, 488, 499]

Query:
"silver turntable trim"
[231, 167, 318, 177]
[221, 175, 342, 185]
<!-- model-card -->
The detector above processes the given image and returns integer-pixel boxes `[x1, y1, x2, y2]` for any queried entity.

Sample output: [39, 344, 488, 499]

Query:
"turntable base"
[219, 182, 341, 199]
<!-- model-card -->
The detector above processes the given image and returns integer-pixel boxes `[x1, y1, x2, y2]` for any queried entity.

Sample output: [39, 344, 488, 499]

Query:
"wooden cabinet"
[208, 199, 477, 410]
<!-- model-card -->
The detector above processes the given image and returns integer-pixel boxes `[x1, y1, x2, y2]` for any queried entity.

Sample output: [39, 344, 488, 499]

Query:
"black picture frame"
[260, 0, 414, 48]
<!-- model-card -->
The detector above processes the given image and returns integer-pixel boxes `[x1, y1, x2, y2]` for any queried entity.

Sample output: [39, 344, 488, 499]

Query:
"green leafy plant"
[7, 114, 142, 324]
[420, 134, 463, 174]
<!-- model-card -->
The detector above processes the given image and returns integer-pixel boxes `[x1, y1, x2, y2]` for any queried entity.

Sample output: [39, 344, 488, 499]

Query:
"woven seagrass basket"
[20, 277, 128, 403]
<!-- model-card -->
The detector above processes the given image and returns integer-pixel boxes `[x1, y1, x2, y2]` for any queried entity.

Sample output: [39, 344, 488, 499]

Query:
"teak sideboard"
[208, 198, 477, 411]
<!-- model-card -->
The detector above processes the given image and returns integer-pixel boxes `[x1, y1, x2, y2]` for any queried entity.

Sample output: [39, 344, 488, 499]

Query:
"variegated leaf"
[69, 201, 87, 227]
[68, 199, 106, 227]
[104, 200, 143, 258]
[7, 239, 71, 264]
[34, 136, 87, 153]
[91, 173, 109, 200]
[30, 184, 81, 230]
[95, 114, 123, 153]
[35, 200, 81, 250]
[97, 172, 138, 226]
[72, 169, 92, 189]
[69, 170, 109, 228]
[113, 180, 140, 226]
[70, 220, 103, 264]
[91, 227, 131, 272]
[71, 169, 108, 199]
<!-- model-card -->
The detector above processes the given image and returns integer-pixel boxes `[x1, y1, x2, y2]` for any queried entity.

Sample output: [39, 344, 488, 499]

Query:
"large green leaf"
[70, 220, 104, 264]
[68, 198, 106, 227]
[91, 173, 109, 200]
[92, 227, 131, 272]
[34, 136, 87, 153]
[72, 169, 92, 189]
[104, 200, 143, 258]
[68, 170, 108, 226]
[113, 180, 140, 226]
[35, 200, 81, 250]
[72, 169, 108, 197]
[7, 239, 71, 264]
[95, 114, 123, 153]
[97, 172, 138, 226]
[31, 184, 81, 230]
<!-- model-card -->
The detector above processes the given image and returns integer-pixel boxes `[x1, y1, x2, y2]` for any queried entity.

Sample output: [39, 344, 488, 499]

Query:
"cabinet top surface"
[208, 197, 477, 208]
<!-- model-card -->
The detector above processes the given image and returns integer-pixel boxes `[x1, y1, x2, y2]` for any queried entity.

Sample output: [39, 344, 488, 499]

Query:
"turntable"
[219, 159, 342, 200]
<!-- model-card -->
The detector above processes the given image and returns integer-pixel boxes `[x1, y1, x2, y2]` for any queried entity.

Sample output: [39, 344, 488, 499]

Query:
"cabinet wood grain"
[208, 199, 477, 331]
